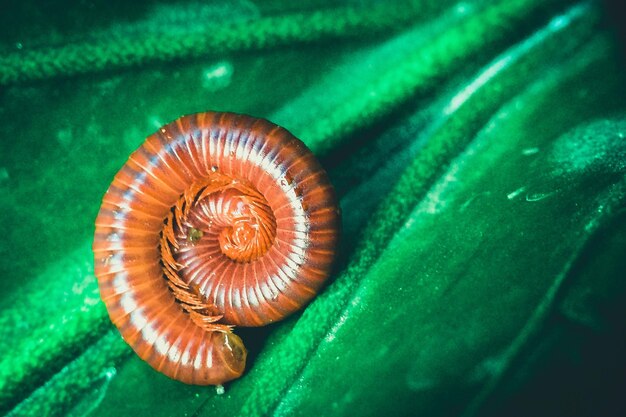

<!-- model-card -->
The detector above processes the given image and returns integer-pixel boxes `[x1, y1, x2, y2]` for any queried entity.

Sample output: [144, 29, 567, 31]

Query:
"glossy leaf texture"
[0, 0, 624, 416]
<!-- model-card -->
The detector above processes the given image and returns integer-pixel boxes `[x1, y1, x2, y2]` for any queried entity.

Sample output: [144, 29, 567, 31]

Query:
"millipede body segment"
[93, 112, 340, 385]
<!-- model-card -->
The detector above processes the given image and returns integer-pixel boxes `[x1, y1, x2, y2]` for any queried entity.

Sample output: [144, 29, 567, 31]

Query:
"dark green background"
[0, 1, 624, 416]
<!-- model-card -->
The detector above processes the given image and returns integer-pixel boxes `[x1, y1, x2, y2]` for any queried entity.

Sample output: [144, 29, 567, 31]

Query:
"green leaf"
[1, 0, 624, 416]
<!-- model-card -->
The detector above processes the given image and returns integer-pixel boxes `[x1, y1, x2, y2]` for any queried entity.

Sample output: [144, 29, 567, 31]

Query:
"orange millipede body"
[93, 112, 340, 385]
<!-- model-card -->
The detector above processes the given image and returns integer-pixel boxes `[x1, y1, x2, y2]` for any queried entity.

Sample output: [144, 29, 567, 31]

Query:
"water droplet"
[187, 227, 203, 243]
[525, 192, 553, 202]
[201, 61, 234, 92]
[211, 165, 218, 172]
[150, 117, 164, 129]
[506, 186, 526, 200]
[521, 147, 539, 156]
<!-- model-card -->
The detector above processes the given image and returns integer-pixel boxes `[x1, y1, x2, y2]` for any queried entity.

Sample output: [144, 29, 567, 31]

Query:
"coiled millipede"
[93, 112, 340, 385]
